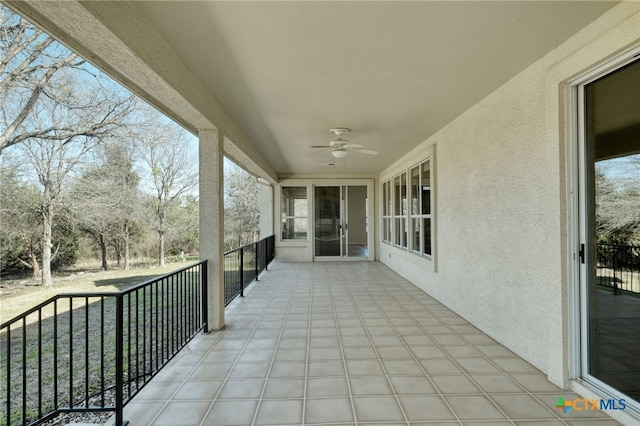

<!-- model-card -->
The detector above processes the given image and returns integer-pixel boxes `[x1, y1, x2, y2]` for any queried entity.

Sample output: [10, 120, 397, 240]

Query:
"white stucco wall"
[379, 2, 640, 388]
[258, 180, 274, 239]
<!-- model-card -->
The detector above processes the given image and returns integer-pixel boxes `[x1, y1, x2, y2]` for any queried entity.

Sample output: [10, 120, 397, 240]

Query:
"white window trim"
[409, 160, 432, 258]
[382, 180, 392, 244]
[392, 172, 408, 249]
[279, 185, 310, 242]
[380, 144, 436, 270]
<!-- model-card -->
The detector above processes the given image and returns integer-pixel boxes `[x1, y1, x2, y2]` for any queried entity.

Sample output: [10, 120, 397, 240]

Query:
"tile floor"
[122, 261, 622, 425]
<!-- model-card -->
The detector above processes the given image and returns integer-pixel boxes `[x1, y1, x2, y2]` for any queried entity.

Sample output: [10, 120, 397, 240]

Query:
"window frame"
[409, 160, 432, 258]
[280, 186, 308, 241]
[392, 172, 408, 249]
[381, 147, 435, 264]
[382, 180, 392, 244]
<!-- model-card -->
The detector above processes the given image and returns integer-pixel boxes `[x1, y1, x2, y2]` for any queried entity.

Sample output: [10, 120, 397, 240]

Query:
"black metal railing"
[0, 261, 208, 426]
[224, 235, 275, 306]
[597, 243, 640, 294]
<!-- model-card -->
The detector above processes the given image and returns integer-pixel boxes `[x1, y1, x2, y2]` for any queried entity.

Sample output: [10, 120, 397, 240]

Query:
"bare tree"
[1, 5, 139, 285]
[69, 143, 140, 271]
[224, 160, 259, 250]
[136, 115, 198, 267]
[11, 86, 136, 286]
[596, 156, 640, 245]
[0, 6, 110, 154]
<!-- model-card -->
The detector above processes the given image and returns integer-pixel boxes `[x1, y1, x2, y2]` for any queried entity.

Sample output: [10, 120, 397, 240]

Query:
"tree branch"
[0, 51, 79, 152]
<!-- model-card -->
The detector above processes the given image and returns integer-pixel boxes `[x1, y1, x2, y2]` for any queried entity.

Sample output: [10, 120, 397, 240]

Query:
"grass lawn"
[0, 260, 202, 426]
[0, 261, 193, 325]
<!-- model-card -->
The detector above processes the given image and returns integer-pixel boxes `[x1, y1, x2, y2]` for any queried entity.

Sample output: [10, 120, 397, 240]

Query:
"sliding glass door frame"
[312, 182, 373, 261]
[570, 47, 640, 414]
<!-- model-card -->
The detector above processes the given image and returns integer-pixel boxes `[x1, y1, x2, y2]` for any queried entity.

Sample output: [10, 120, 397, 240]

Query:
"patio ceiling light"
[332, 148, 348, 158]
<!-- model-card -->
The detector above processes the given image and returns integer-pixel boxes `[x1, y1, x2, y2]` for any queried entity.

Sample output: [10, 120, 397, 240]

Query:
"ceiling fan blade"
[353, 148, 378, 155]
[305, 149, 330, 156]
[309, 145, 332, 148]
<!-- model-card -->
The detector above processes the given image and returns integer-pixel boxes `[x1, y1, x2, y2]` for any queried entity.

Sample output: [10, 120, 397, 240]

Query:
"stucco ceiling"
[125, 1, 616, 176]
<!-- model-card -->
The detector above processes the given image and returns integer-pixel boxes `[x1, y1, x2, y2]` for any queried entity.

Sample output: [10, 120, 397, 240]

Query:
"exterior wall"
[378, 1, 640, 389]
[258, 180, 274, 239]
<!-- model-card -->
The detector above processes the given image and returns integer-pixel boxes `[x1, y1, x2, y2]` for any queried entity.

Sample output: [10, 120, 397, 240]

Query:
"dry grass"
[0, 260, 201, 426]
[0, 261, 192, 325]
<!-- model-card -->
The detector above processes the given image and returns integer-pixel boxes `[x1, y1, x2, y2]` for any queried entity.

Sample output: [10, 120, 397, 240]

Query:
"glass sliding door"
[346, 186, 368, 258]
[314, 185, 368, 258]
[579, 57, 640, 403]
[314, 186, 341, 257]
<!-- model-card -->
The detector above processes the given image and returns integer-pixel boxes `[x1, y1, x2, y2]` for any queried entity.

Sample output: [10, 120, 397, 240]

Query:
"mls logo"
[555, 396, 626, 414]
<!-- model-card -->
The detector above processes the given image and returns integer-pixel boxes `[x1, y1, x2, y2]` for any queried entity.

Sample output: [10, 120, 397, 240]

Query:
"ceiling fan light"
[332, 148, 348, 158]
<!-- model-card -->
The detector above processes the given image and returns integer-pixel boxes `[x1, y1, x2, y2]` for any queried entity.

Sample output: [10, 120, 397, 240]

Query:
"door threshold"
[313, 257, 370, 262]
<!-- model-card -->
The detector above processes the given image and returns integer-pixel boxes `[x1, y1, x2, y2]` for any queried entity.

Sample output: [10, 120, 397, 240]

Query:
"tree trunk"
[41, 199, 54, 287]
[114, 239, 122, 268]
[158, 229, 165, 267]
[99, 234, 108, 271]
[158, 210, 166, 267]
[20, 232, 41, 278]
[124, 221, 130, 271]
[30, 251, 41, 278]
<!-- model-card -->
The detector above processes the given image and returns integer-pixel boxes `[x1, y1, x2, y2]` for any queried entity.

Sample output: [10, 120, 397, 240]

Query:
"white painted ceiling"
[129, 1, 617, 176]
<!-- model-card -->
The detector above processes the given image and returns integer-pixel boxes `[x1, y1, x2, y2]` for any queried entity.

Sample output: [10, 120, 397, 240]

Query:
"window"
[409, 160, 432, 256]
[410, 166, 421, 253]
[281, 187, 307, 240]
[382, 180, 391, 243]
[393, 172, 407, 248]
[385, 158, 433, 257]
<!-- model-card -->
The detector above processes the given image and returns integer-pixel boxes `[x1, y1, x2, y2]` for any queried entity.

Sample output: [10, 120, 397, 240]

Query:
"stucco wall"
[379, 2, 640, 387]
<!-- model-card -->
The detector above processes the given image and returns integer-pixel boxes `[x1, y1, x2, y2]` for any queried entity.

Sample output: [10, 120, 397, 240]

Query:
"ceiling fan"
[309, 128, 378, 158]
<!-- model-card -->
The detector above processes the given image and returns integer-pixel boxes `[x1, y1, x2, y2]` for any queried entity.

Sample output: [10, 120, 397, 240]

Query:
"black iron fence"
[224, 235, 275, 306]
[0, 261, 208, 426]
[597, 243, 640, 294]
[0, 235, 276, 426]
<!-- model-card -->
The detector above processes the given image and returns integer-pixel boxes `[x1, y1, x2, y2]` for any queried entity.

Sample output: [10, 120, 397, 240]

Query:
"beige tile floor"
[122, 261, 621, 425]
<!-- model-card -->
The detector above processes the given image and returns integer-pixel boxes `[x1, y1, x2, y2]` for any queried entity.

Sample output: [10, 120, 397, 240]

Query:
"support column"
[258, 179, 274, 239]
[199, 128, 225, 330]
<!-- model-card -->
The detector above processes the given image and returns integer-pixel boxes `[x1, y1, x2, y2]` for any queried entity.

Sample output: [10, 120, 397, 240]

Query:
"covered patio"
[3, 1, 639, 424]
[121, 261, 619, 425]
